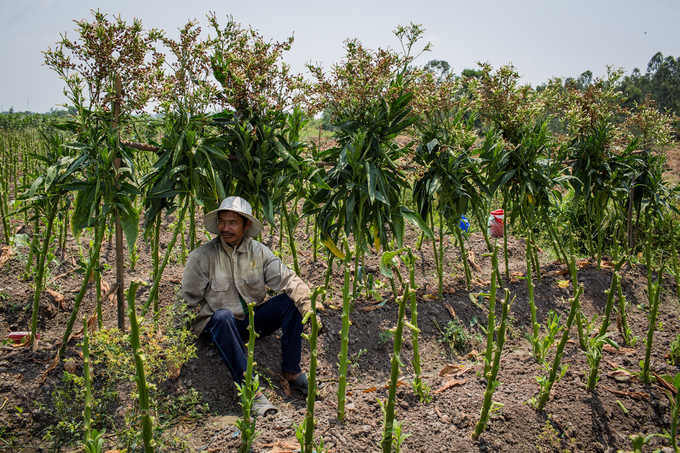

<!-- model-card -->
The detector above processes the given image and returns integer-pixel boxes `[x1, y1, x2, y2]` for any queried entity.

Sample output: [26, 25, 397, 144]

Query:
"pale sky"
[1, 0, 678, 113]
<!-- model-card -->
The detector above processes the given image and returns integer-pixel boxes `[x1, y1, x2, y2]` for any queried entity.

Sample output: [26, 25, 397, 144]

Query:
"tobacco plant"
[641, 264, 665, 384]
[472, 288, 511, 441]
[296, 288, 326, 453]
[126, 280, 154, 453]
[336, 239, 353, 422]
[379, 249, 412, 453]
[404, 249, 431, 403]
[535, 273, 584, 411]
[235, 301, 260, 453]
[483, 246, 500, 378]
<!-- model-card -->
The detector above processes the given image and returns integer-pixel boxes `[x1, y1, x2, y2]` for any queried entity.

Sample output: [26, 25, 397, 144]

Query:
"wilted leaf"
[603, 344, 636, 355]
[359, 304, 381, 312]
[46, 289, 66, 310]
[169, 363, 182, 380]
[601, 385, 648, 400]
[445, 303, 457, 320]
[277, 374, 292, 397]
[556, 280, 570, 289]
[434, 379, 467, 394]
[607, 369, 633, 382]
[554, 268, 569, 276]
[0, 246, 14, 269]
[467, 250, 481, 272]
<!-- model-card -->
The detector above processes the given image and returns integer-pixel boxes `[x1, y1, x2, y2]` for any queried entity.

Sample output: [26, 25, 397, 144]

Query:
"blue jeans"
[200, 293, 303, 385]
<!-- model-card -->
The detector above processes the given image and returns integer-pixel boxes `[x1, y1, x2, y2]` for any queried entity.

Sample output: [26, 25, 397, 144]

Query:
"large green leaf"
[116, 195, 140, 253]
[400, 207, 434, 238]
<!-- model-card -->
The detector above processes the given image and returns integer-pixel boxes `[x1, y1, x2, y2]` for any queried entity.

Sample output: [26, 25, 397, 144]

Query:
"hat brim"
[204, 208, 263, 238]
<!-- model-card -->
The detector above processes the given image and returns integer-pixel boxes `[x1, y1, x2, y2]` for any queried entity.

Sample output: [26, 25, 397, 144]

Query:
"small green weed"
[434, 319, 469, 353]
[378, 329, 394, 347]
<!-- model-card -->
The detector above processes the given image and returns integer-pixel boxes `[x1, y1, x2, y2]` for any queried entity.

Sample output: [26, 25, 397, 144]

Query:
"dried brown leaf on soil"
[654, 372, 677, 395]
[603, 344, 637, 355]
[0, 246, 14, 269]
[358, 304, 381, 312]
[45, 289, 66, 310]
[554, 268, 570, 276]
[600, 385, 649, 400]
[434, 379, 467, 394]
[607, 369, 634, 381]
[468, 250, 482, 272]
[277, 374, 293, 397]
[259, 439, 300, 453]
[439, 364, 474, 377]
[445, 303, 457, 320]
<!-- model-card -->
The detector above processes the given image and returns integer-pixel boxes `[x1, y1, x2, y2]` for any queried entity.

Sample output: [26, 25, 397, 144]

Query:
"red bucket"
[487, 209, 505, 238]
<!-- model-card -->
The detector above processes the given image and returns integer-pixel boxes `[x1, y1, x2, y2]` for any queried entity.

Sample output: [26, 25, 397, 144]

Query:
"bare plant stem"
[642, 265, 664, 384]
[381, 282, 410, 453]
[536, 284, 583, 410]
[127, 280, 154, 453]
[337, 240, 353, 422]
[526, 236, 540, 361]
[82, 316, 93, 444]
[484, 246, 499, 378]
[472, 289, 509, 441]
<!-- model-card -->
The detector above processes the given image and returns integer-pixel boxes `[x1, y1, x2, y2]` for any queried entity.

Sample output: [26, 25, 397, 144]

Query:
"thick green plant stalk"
[526, 236, 540, 361]
[472, 289, 509, 441]
[503, 202, 509, 280]
[127, 280, 154, 453]
[484, 246, 499, 378]
[57, 217, 107, 359]
[645, 218, 654, 302]
[0, 185, 10, 245]
[29, 201, 59, 348]
[530, 230, 541, 282]
[536, 284, 583, 411]
[437, 213, 445, 298]
[586, 255, 626, 391]
[671, 219, 680, 302]
[569, 233, 588, 351]
[336, 240, 353, 422]
[142, 196, 189, 316]
[641, 265, 664, 384]
[235, 301, 260, 453]
[81, 316, 93, 444]
[380, 282, 410, 453]
[24, 216, 39, 278]
[406, 250, 429, 403]
[152, 211, 161, 312]
[297, 288, 324, 453]
[617, 271, 637, 347]
[454, 224, 471, 290]
[282, 201, 300, 276]
[670, 374, 680, 452]
[541, 211, 569, 265]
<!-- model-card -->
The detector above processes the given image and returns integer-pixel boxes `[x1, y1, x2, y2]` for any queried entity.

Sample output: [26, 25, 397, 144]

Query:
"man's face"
[217, 211, 251, 247]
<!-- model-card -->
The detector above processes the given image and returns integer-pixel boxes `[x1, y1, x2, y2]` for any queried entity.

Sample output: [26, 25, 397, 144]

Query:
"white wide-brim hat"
[204, 196, 263, 238]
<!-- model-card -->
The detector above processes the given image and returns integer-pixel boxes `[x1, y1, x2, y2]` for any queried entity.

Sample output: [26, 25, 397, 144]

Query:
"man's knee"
[211, 309, 237, 326]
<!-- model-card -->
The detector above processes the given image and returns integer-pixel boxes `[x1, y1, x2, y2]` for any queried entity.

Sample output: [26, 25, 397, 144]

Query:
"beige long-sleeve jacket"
[181, 236, 311, 336]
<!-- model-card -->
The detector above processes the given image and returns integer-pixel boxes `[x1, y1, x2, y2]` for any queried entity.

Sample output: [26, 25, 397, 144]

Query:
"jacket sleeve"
[181, 249, 210, 309]
[261, 245, 312, 316]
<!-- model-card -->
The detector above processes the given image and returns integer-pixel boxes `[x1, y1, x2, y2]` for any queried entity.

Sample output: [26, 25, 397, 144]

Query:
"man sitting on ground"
[181, 196, 315, 415]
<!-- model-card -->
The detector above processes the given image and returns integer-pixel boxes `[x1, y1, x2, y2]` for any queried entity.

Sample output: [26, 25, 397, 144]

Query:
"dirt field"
[1, 148, 680, 452]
